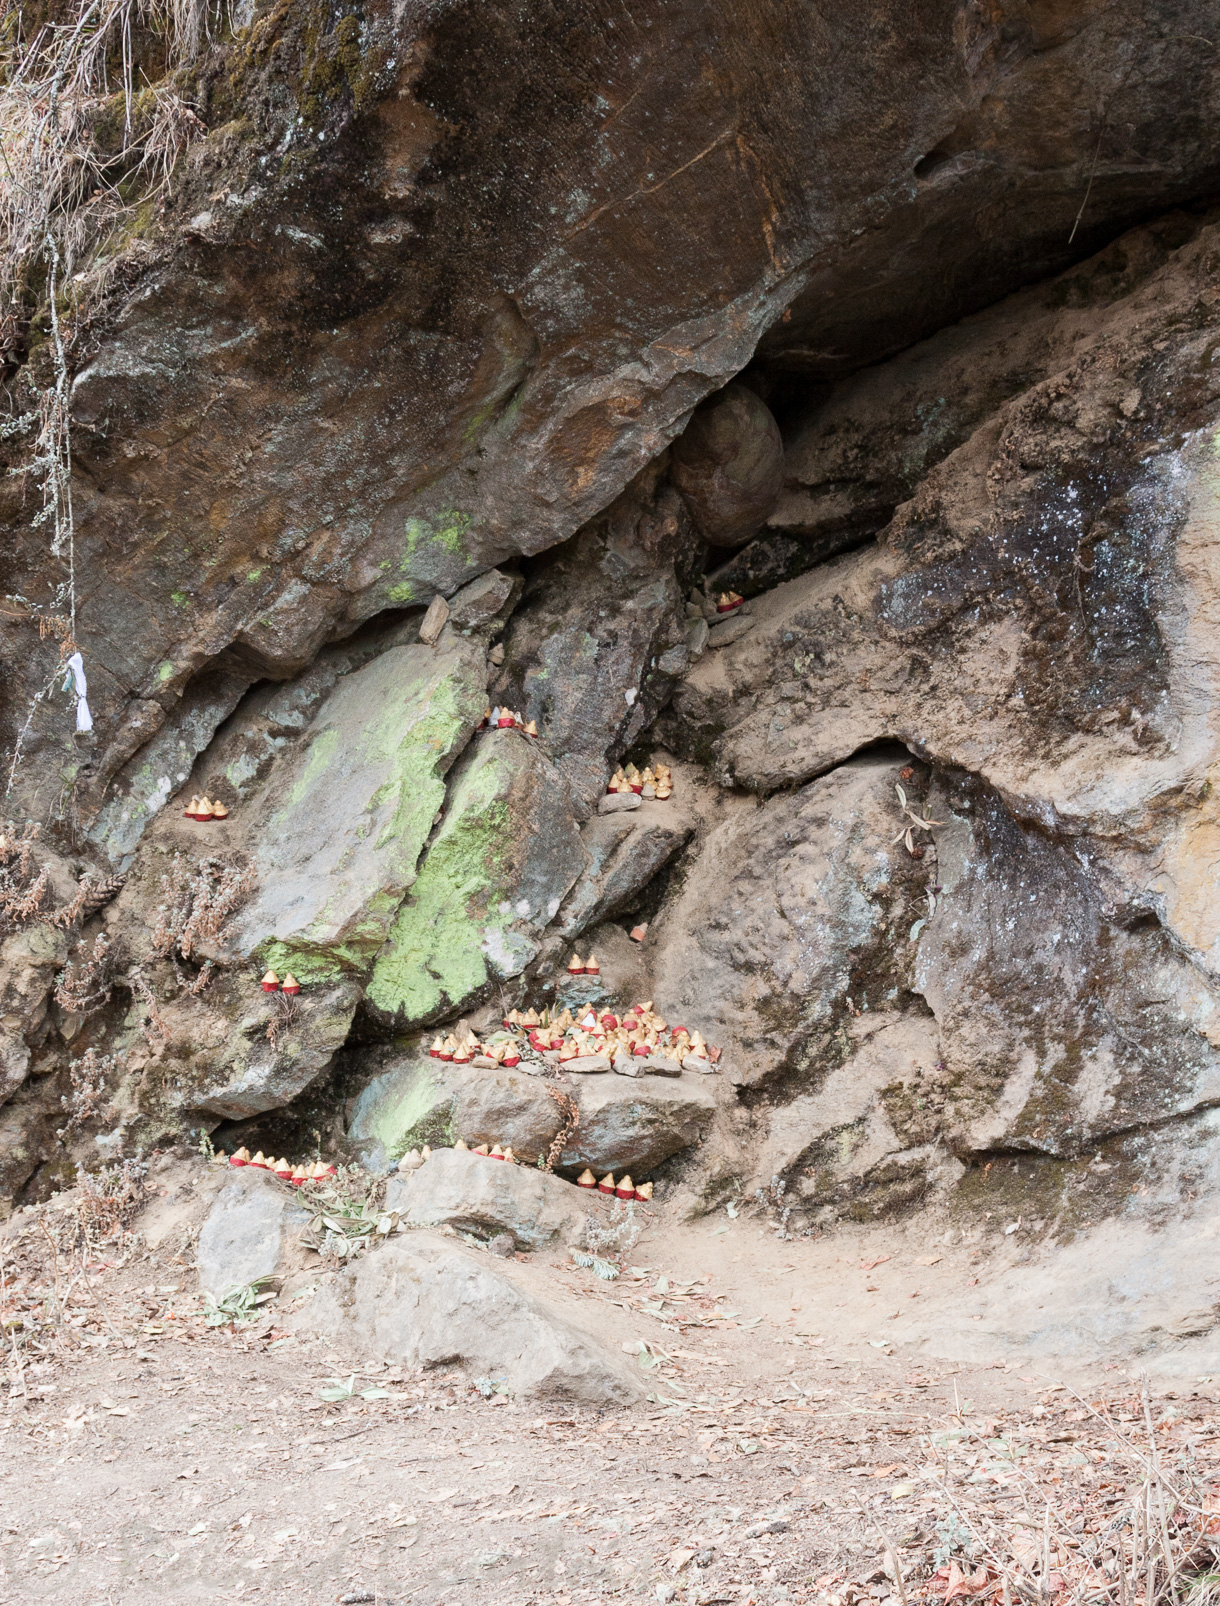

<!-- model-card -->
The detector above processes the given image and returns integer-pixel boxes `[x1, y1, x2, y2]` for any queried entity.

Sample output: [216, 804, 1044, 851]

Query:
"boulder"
[296, 1232, 644, 1405]
[565, 1054, 612, 1074]
[165, 974, 366, 1122]
[364, 732, 587, 1030]
[559, 1074, 716, 1174]
[706, 615, 754, 649]
[446, 569, 520, 633]
[231, 633, 487, 982]
[97, 628, 488, 1121]
[347, 1053, 564, 1171]
[384, 1148, 589, 1248]
[196, 1166, 310, 1297]
[671, 383, 783, 547]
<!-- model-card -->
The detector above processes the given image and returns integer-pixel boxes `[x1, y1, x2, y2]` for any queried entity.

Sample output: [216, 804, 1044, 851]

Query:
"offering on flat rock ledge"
[606, 757, 673, 798]
[220, 1149, 336, 1182]
[716, 590, 744, 613]
[481, 705, 540, 739]
[423, 1143, 654, 1200]
[260, 969, 279, 992]
[489, 994, 723, 1079]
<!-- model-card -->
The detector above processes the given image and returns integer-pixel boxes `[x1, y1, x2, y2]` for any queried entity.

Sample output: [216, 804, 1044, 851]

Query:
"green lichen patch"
[365, 751, 510, 1025]
[366, 734, 586, 1029]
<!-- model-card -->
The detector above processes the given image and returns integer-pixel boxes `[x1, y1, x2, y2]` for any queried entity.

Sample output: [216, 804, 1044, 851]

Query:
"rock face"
[655, 213, 1220, 1218]
[298, 1233, 643, 1404]
[347, 1048, 715, 1179]
[558, 1075, 717, 1175]
[751, 1013, 949, 1220]
[649, 753, 928, 1089]
[4, 0, 1220, 1302]
[385, 1148, 589, 1249]
[229, 632, 487, 983]
[488, 468, 691, 815]
[11, 0, 1219, 824]
[553, 800, 693, 942]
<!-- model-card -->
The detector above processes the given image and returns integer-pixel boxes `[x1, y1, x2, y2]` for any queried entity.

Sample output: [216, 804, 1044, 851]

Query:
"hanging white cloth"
[65, 651, 93, 733]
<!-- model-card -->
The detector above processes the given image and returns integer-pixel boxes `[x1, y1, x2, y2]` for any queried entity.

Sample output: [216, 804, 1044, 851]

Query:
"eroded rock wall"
[4, 2, 1220, 1259]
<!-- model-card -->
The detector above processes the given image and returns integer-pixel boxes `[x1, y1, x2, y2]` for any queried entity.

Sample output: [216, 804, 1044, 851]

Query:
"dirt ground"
[3, 1157, 1218, 1606]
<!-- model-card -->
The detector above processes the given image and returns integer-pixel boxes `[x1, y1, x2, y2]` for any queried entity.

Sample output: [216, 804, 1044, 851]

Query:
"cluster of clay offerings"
[219, 1148, 336, 1186]
[566, 953, 601, 976]
[479, 706, 539, 738]
[428, 1030, 522, 1067]
[716, 590, 744, 614]
[577, 1169, 653, 1202]
[261, 970, 301, 995]
[182, 794, 230, 821]
[606, 759, 672, 799]
[504, 998, 717, 1071]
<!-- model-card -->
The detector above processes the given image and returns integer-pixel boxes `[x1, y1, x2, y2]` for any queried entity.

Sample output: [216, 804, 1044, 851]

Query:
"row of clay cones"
[566, 953, 600, 976]
[577, 1170, 653, 1202]
[261, 970, 301, 995]
[183, 795, 230, 821]
[717, 591, 744, 613]
[394, 1141, 655, 1200]
[220, 1148, 336, 1186]
[606, 760, 672, 800]
[458, 1143, 654, 1200]
[480, 707, 538, 738]
[429, 1031, 521, 1067]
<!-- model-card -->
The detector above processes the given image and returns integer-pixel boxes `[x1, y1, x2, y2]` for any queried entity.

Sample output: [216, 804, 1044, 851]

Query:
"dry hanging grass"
[0, 819, 49, 932]
[1, 0, 221, 784]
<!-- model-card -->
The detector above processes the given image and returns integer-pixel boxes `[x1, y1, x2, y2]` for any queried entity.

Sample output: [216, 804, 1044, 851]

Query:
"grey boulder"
[347, 1052, 564, 1171]
[296, 1232, 643, 1405]
[565, 1054, 612, 1074]
[706, 614, 755, 649]
[384, 1147, 589, 1248]
[559, 1074, 716, 1174]
[196, 1167, 310, 1297]
[670, 382, 783, 547]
